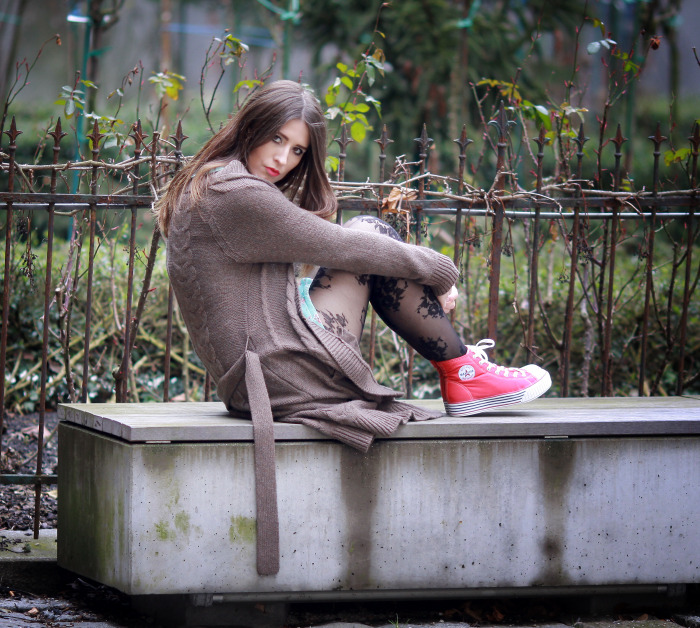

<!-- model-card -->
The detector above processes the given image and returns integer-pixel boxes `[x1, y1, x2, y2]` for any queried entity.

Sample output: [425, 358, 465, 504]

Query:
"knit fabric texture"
[166, 160, 460, 574]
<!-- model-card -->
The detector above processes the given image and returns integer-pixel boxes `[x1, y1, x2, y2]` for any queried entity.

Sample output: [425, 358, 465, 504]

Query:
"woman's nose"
[274, 147, 289, 165]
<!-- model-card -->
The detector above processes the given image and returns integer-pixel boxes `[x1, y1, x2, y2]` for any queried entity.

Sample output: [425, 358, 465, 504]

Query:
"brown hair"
[155, 80, 336, 237]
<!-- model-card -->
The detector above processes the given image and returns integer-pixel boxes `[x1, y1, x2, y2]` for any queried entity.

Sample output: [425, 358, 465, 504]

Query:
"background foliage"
[1, 0, 699, 413]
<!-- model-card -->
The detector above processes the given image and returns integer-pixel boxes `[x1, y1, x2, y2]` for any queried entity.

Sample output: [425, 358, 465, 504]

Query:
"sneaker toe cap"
[521, 364, 549, 381]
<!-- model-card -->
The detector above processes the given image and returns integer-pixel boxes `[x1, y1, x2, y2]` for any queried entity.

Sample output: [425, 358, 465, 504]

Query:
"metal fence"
[1, 106, 699, 535]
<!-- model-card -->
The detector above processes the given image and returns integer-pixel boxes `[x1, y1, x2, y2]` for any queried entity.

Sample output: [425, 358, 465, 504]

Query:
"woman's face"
[247, 118, 309, 184]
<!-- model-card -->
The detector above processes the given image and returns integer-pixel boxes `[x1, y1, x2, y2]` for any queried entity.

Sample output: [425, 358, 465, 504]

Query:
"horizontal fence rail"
[1, 109, 699, 536]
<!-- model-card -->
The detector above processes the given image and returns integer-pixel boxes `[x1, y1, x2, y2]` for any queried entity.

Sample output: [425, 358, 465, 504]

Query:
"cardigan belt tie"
[244, 350, 280, 575]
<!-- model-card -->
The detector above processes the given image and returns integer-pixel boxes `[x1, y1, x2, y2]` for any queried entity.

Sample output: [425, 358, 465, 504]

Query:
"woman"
[155, 79, 550, 574]
[157, 78, 550, 442]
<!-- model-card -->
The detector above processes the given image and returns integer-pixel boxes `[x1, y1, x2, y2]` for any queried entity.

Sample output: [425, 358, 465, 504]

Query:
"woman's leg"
[309, 215, 551, 416]
[308, 215, 466, 361]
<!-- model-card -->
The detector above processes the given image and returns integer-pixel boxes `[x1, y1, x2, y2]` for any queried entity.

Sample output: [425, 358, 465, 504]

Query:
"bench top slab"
[57, 396, 700, 443]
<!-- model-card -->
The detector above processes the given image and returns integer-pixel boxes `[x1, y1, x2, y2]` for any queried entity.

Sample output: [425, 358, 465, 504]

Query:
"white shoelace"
[466, 339, 523, 377]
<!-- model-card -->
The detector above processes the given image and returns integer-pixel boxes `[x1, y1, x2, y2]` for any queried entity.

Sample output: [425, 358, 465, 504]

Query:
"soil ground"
[0, 411, 58, 531]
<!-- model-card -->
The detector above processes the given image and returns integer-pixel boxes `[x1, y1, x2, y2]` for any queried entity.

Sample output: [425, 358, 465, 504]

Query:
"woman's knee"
[343, 215, 402, 241]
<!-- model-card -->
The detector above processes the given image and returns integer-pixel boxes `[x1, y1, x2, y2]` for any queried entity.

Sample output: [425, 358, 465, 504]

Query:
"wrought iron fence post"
[409, 124, 433, 398]
[163, 121, 188, 402]
[128, 132, 162, 360]
[527, 126, 547, 358]
[0, 117, 20, 453]
[602, 124, 627, 396]
[486, 102, 515, 348]
[375, 124, 393, 207]
[81, 121, 104, 403]
[115, 120, 147, 402]
[334, 124, 353, 225]
[560, 123, 589, 397]
[453, 125, 473, 326]
[639, 123, 666, 396]
[676, 122, 700, 395]
[369, 125, 394, 370]
[33, 119, 67, 538]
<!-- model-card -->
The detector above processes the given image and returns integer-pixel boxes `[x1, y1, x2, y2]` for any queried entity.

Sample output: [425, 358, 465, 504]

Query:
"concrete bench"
[57, 397, 700, 623]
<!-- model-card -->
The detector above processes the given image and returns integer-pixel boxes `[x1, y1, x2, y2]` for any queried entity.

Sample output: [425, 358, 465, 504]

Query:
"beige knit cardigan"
[166, 160, 460, 574]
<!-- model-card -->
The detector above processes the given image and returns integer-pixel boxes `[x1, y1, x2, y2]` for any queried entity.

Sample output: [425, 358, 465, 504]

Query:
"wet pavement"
[2, 597, 700, 628]
[1, 530, 699, 627]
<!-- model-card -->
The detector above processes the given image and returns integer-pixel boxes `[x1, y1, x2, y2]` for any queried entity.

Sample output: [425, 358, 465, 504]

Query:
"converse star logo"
[458, 364, 475, 381]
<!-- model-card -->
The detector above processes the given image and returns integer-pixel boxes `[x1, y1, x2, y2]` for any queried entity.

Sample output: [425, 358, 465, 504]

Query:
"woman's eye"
[272, 135, 282, 144]
[294, 147, 305, 156]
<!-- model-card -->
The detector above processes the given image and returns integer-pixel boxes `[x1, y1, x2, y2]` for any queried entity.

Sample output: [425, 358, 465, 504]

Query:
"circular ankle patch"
[458, 365, 475, 380]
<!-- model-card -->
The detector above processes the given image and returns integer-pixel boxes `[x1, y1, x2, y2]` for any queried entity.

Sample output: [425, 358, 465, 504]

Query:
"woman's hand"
[437, 285, 458, 313]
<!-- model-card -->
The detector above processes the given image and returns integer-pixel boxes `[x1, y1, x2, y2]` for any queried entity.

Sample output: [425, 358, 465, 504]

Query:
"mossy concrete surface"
[0, 529, 66, 595]
[0, 529, 57, 561]
[56, 399, 700, 597]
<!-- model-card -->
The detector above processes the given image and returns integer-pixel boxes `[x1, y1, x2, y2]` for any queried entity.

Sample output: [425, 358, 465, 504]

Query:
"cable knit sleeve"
[197, 162, 459, 296]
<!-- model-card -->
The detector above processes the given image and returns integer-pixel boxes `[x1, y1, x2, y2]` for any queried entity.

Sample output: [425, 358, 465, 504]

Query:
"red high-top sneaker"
[431, 339, 551, 416]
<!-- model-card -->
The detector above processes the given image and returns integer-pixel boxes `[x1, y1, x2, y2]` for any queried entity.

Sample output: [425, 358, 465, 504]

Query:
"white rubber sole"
[443, 370, 552, 416]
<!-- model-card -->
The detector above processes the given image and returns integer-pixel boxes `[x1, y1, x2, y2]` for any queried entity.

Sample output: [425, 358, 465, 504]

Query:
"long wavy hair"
[155, 80, 336, 237]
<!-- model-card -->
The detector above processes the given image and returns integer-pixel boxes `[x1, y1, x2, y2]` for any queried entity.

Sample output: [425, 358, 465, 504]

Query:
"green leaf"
[366, 64, 375, 87]
[65, 99, 76, 117]
[233, 79, 262, 93]
[324, 106, 342, 120]
[537, 112, 552, 131]
[325, 155, 339, 173]
[350, 121, 366, 143]
[341, 76, 353, 90]
[591, 17, 606, 37]
[165, 84, 180, 100]
[620, 177, 634, 192]
[664, 148, 690, 166]
[223, 36, 249, 57]
[354, 112, 370, 127]
[365, 95, 381, 117]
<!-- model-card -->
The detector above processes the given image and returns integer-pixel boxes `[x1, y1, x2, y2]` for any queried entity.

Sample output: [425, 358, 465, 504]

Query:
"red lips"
[265, 166, 280, 177]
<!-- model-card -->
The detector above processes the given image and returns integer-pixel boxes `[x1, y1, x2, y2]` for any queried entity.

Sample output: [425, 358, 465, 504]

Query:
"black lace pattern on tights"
[317, 310, 349, 336]
[372, 277, 408, 313]
[310, 268, 332, 290]
[351, 215, 403, 242]
[414, 336, 450, 361]
[417, 285, 444, 319]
